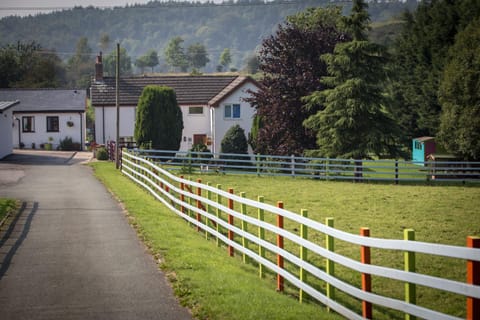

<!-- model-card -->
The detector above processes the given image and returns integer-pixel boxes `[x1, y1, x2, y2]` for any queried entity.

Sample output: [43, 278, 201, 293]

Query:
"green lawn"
[92, 161, 480, 319]
[0, 198, 17, 223]
[91, 162, 342, 320]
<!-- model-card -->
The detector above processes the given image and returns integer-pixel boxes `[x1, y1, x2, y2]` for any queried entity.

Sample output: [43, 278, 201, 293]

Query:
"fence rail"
[125, 149, 480, 184]
[121, 149, 480, 319]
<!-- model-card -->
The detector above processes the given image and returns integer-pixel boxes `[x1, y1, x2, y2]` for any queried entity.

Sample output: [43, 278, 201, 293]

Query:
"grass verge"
[90, 161, 342, 320]
[0, 198, 17, 224]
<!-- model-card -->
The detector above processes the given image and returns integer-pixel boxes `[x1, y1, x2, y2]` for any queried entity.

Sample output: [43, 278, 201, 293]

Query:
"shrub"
[221, 125, 250, 169]
[134, 85, 183, 152]
[96, 147, 109, 160]
[59, 136, 80, 151]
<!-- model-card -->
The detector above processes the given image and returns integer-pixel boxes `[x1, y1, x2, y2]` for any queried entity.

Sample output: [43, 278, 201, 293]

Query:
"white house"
[90, 53, 259, 154]
[0, 89, 87, 150]
[0, 100, 19, 159]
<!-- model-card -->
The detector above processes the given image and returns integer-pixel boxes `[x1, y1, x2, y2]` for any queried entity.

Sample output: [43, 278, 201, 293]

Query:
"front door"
[193, 134, 207, 146]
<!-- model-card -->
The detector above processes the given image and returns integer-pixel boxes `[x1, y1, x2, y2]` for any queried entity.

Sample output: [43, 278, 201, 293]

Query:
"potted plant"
[45, 137, 54, 150]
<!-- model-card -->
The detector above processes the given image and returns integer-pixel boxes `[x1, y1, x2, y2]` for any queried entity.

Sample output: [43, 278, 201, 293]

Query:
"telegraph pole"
[115, 42, 120, 169]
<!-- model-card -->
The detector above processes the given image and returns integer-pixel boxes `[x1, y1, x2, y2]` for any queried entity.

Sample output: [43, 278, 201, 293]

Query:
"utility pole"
[115, 42, 120, 169]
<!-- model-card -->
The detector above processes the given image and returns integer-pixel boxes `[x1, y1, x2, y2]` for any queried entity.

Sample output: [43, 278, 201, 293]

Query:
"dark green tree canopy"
[246, 6, 348, 156]
[134, 85, 184, 150]
[438, 18, 480, 160]
[304, 0, 402, 159]
[187, 43, 209, 70]
[164, 36, 188, 72]
[221, 124, 248, 155]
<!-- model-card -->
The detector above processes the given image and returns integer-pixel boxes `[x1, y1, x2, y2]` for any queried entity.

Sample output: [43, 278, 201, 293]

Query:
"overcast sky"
[0, 1, 206, 18]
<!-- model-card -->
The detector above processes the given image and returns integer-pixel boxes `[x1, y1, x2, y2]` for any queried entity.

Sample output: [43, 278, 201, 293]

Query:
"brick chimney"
[95, 52, 103, 81]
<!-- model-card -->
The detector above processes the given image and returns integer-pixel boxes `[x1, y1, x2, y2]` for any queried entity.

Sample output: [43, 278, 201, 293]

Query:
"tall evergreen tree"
[304, 0, 402, 159]
[134, 86, 183, 150]
[438, 18, 480, 160]
[247, 7, 348, 156]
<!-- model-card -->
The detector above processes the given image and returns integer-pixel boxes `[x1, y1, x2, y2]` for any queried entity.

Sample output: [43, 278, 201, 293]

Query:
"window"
[415, 141, 422, 150]
[224, 104, 240, 119]
[47, 116, 59, 132]
[22, 116, 35, 132]
[189, 106, 203, 115]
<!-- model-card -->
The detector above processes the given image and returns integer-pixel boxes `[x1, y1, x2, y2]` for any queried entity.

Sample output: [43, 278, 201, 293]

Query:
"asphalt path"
[0, 150, 192, 320]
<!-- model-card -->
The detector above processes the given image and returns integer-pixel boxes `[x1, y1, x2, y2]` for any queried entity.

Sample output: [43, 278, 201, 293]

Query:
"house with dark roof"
[90, 53, 259, 153]
[0, 100, 20, 159]
[0, 89, 87, 151]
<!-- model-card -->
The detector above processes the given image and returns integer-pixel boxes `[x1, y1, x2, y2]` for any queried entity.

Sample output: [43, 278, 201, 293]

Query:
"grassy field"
[0, 198, 17, 223]
[91, 162, 343, 320]
[93, 161, 480, 319]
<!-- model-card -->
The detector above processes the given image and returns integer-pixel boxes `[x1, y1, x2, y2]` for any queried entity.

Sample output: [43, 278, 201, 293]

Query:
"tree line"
[248, 0, 480, 161]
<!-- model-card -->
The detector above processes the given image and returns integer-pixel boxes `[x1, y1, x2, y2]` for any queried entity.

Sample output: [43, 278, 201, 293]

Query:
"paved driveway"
[0, 150, 192, 320]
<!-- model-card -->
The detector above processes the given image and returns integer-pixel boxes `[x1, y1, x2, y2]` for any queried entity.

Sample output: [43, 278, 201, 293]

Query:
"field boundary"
[121, 149, 480, 320]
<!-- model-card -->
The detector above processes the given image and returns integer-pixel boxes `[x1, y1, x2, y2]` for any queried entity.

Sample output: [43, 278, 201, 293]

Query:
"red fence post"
[361, 227, 372, 319]
[228, 188, 234, 257]
[196, 179, 202, 232]
[277, 201, 284, 292]
[467, 236, 480, 320]
[180, 176, 185, 214]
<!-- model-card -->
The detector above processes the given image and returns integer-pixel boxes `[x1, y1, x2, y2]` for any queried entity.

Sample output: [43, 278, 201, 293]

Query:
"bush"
[134, 85, 183, 152]
[96, 147, 109, 160]
[221, 125, 250, 169]
[58, 136, 81, 151]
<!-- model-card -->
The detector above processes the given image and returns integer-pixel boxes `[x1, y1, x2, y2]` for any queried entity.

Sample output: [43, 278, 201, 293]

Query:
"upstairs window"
[189, 106, 203, 115]
[47, 116, 59, 132]
[22, 116, 35, 132]
[224, 104, 240, 119]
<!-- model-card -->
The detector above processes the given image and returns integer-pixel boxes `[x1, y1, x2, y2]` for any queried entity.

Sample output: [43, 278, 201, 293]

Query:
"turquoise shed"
[412, 137, 436, 166]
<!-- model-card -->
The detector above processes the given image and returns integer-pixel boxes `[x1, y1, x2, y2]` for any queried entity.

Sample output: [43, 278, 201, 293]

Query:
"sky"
[0, 1, 201, 18]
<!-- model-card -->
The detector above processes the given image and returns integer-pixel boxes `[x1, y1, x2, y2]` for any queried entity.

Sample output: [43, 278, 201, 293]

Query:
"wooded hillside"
[0, 0, 417, 71]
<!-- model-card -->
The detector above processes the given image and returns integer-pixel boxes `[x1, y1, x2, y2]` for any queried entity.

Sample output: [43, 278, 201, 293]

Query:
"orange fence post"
[277, 201, 284, 292]
[180, 176, 185, 213]
[196, 179, 202, 232]
[361, 227, 372, 319]
[228, 188, 234, 257]
[467, 236, 480, 320]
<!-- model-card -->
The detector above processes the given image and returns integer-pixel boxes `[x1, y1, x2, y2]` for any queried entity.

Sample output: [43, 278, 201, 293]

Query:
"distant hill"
[0, 0, 417, 72]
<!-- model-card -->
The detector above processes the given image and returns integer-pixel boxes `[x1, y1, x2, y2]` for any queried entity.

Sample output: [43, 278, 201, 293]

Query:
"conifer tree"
[304, 0, 402, 160]
[134, 86, 183, 150]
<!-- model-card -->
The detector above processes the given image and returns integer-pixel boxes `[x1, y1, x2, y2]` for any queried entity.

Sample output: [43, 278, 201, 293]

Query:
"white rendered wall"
[179, 105, 210, 152]
[12, 112, 85, 150]
[212, 82, 257, 154]
[0, 109, 13, 159]
[94, 106, 136, 144]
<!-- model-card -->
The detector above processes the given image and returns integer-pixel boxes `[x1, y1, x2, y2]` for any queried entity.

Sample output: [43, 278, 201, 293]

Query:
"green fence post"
[299, 209, 308, 303]
[216, 184, 222, 247]
[404, 229, 416, 320]
[240, 192, 248, 264]
[325, 217, 335, 310]
[258, 196, 265, 278]
[206, 182, 212, 240]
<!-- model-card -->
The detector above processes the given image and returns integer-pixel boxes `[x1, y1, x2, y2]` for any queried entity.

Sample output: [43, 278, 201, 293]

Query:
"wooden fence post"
[228, 188, 234, 257]
[240, 192, 248, 264]
[467, 236, 480, 320]
[326, 217, 335, 310]
[258, 196, 265, 278]
[180, 176, 186, 213]
[404, 229, 416, 320]
[216, 184, 222, 247]
[361, 227, 372, 319]
[277, 201, 284, 292]
[196, 179, 202, 232]
[299, 209, 308, 303]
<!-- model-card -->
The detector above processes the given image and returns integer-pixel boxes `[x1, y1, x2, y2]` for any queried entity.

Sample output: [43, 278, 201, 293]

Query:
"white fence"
[127, 149, 480, 184]
[121, 150, 480, 320]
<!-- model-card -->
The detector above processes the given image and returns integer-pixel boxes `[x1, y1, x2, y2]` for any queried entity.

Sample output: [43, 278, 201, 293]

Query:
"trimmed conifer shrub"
[134, 85, 183, 151]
